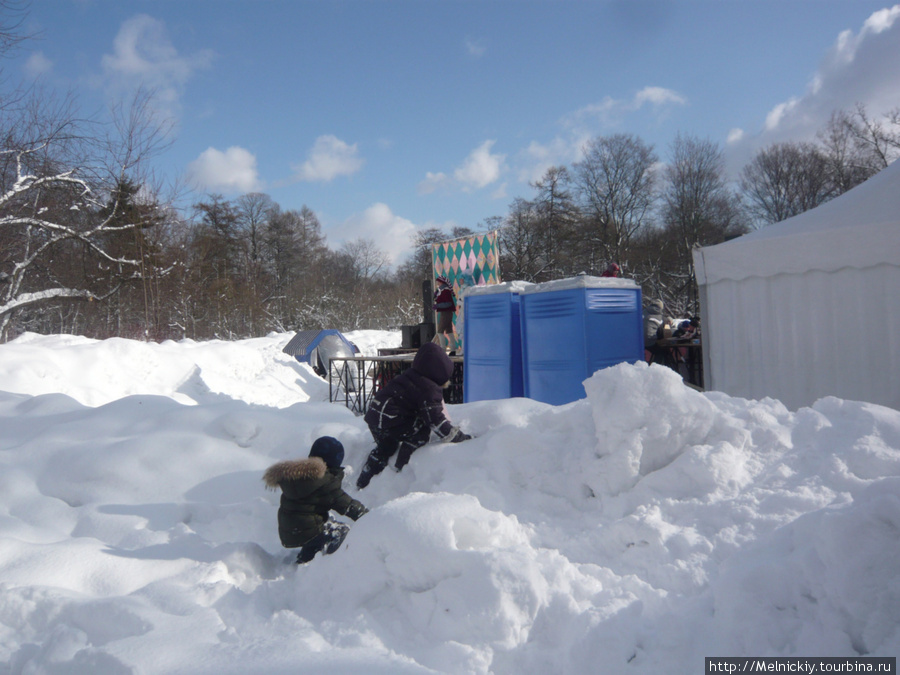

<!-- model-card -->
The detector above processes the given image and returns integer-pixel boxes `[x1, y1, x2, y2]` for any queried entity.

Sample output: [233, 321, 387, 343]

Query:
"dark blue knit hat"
[309, 436, 344, 468]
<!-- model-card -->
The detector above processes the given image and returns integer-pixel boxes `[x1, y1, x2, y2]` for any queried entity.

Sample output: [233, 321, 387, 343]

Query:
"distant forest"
[2, 14, 898, 342]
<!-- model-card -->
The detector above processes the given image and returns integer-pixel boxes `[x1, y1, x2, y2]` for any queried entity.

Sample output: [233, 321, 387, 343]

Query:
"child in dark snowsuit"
[356, 342, 471, 489]
[263, 436, 367, 563]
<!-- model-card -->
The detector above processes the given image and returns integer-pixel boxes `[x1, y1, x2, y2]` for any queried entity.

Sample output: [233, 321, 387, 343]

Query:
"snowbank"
[0, 331, 897, 673]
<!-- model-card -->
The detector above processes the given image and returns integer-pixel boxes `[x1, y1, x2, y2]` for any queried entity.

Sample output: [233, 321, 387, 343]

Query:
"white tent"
[693, 160, 900, 411]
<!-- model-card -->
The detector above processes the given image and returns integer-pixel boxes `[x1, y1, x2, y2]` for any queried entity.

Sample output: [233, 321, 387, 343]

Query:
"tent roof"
[695, 160, 900, 284]
[282, 329, 355, 363]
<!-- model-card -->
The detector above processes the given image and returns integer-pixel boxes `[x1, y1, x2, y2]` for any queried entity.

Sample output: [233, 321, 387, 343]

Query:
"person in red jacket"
[357, 342, 471, 489]
[432, 275, 457, 350]
[601, 262, 620, 277]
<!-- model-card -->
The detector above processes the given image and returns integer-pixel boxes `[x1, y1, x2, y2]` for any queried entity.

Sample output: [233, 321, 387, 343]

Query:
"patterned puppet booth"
[431, 231, 500, 351]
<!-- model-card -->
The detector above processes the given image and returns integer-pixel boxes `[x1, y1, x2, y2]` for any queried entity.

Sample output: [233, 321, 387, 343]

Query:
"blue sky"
[7, 1, 900, 266]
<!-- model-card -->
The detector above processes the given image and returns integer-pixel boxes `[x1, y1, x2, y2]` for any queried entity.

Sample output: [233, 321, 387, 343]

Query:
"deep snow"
[0, 330, 898, 674]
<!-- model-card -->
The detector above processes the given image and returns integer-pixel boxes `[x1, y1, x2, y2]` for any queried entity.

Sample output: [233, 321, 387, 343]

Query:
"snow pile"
[0, 330, 897, 673]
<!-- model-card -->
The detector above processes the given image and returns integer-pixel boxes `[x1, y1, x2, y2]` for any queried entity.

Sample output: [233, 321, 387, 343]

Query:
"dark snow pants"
[357, 421, 431, 489]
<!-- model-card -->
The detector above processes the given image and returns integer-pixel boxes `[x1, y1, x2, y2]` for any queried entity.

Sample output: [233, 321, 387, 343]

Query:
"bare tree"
[0, 90, 173, 341]
[817, 110, 879, 195]
[572, 134, 658, 272]
[192, 194, 241, 281]
[257, 205, 329, 330]
[530, 166, 579, 279]
[394, 226, 449, 287]
[236, 192, 274, 270]
[740, 141, 834, 227]
[661, 134, 746, 313]
[629, 224, 681, 315]
[842, 103, 900, 170]
[341, 237, 390, 283]
[497, 198, 547, 282]
[0, 0, 31, 62]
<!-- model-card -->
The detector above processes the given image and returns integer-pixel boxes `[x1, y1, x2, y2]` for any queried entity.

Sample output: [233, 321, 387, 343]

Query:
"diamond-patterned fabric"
[431, 232, 500, 349]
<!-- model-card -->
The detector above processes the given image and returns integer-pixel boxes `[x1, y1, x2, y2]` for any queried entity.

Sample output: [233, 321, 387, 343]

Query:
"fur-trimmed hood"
[263, 456, 327, 489]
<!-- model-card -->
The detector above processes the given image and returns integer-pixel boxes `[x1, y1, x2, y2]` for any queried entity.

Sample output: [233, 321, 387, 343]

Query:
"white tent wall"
[694, 160, 900, 412]
[700, 263, 900, 410]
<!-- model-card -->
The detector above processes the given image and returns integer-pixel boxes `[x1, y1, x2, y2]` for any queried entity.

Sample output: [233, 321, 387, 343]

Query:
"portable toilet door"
[462, 281, 531, 402]
[519, 276, 644, 405]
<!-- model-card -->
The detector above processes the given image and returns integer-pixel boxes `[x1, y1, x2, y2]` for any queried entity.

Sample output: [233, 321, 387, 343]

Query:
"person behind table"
[643, 298, 666, 361]
[601, 262, 621, 278]
[357, 342, 472, 489]
[670, 316, 701, 380]
[263, 436, 368, 564]
[672, 316, 700, 339]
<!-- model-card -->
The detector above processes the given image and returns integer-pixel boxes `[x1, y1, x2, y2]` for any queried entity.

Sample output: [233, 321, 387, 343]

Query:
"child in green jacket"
[264, 436, 367, 563]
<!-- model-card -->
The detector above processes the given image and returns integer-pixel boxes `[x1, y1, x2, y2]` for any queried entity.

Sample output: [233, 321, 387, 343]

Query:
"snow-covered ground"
[0, 330, 897, 674]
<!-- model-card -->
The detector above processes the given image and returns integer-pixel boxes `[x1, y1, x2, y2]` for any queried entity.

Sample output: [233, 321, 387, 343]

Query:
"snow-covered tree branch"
[0, 89, 173, 341]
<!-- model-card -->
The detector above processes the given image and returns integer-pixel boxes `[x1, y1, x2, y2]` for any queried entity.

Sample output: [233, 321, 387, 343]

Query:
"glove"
[451, 429, 472, 443]
[346, 501, 368, 521]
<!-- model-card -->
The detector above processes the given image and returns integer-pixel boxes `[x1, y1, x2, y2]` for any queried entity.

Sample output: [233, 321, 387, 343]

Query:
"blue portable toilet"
[520, 276, 644, 405]
[462, 281, 532, 402]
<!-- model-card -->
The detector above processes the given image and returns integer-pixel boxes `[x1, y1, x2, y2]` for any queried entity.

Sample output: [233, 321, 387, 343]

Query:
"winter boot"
[356, 452, 387, 489]
[323, 521, 350, 554]
[296, 531, 328, 563]
[295, 522, 351, 563]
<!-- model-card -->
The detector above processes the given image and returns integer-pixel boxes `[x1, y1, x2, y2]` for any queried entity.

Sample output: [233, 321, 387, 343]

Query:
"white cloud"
[419, 141, 506, 194]
[514, 85, 688, 185]
[566, 85, 688, 129]
[24, 51, 53, 78]
[571, 95, 618, 121]
[332, 203, 418, 264]
[764, 98, 800, 132]
[750, 6, 900, 145]
[454, 140, 505, 191]
[465, 37, 486, 58]
[187, 146, 262, 194]
[100, 14, 213, 111]
[417, 171, 451, 195]
[517, 136, 588, 184]
[293, 135, 364, 182]
[726, 128, 745, 145]
[633, 86, 688, 108]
